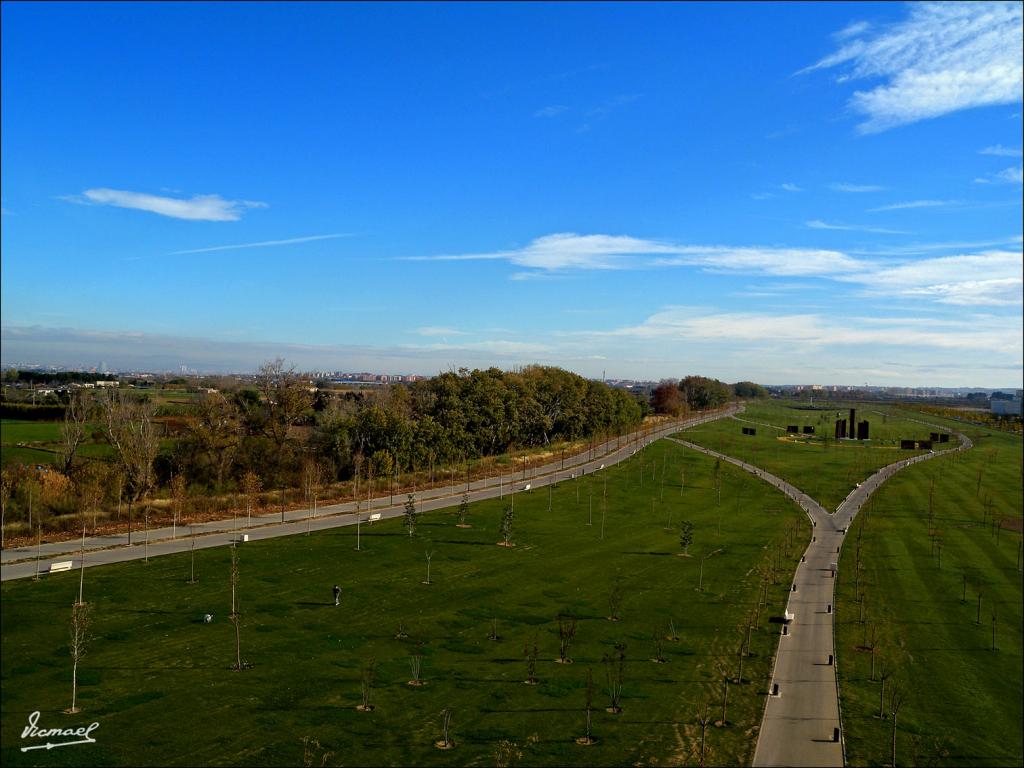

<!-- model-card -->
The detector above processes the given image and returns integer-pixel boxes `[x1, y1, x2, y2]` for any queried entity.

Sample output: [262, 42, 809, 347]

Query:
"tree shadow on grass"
[621, 551, 674, 556]
[425, 539, 495, 546]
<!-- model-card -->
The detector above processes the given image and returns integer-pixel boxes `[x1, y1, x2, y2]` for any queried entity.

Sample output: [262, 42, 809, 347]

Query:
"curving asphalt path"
[670, 424, 971, 768]
[1, 407, 742, 581]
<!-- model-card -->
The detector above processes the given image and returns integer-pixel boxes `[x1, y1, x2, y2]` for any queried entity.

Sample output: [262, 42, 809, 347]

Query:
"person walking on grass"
[333, 584, 341, 606]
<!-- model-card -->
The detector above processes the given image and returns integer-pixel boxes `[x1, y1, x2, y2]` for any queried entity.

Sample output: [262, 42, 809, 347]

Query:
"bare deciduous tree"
[557, 613, 577, 664]
[577, 667, 596, 745]
[303, 460, 325, 536]
[190, 392, 241, 489]
[58, 391, 91, 475]
[524, 634, 539, 684]
[436, 708, 454, 750]
[652, 625, 667, 663]
[717, 662, 730, 726]
[696, 698, 712, 768]
[66, 601, 92, 714]
[250, 359, 313, 521]
[98, 389, 159, 545]
[357, 659, 376, 711]
[229, 544, 244, 671]
[603, 642, 626, 713]
[0, 468, 12, 548]
[607, 579, 623, 621]
[241, 471, 262, 527]
[170, 471, 187, 539]
[890, 679, 906, 767]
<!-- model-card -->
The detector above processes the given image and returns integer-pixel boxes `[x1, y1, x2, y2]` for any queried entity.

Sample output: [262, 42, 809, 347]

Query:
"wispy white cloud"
[650, 246, 867, 277]
[835, 21, 871, 40]
[568, 305, 1019, 353]
[534, 105, 568, 118]
[409, 233, 866, 277]
[414, 326, 469, 337]
[751, 192, 776, 200]
[974, 166, 1024, 184]
[781, 182, 803, 192]
[867, 199, 960, 212]
[842, 249, 1023, 306]
[170, 234, 349, 255]
[830, 182, 886, 193]
[806, 219, 910, 234]
[63, 188, 267, 221]
[409, 231, 1023, 309]
[803, 2, 1023, 133]
[407, 233, 677, 271]
[980, 144, 1023, 157]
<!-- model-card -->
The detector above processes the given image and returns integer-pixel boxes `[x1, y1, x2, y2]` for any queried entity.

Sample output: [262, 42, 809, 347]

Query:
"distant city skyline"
[2, 2, 1021, 387]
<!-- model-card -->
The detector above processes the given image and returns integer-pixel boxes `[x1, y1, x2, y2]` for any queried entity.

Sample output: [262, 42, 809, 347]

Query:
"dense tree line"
[168, 362, 645, 492]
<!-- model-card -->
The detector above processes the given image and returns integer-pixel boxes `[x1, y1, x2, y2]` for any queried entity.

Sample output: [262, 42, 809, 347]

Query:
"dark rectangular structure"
[939, 433, 950, 443]
[803, 425, 815, 434]
[918, 439, 933, 450]
[741, 426, 757, 436]
[930, 432, 940, 442]
[835, 419, 847, 439]
[787, 425, 799, 433]
[857, 420, 869, 440]
[849, 408, 856, 434]
[900, 439, 916, 449]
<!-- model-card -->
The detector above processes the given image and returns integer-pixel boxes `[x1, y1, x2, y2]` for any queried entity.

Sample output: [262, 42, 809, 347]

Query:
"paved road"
[670, 425, 971, 768]
[2, 407, 741, 581]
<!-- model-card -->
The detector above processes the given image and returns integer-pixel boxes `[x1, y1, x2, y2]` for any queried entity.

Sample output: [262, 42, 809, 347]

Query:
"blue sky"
[2, 1, 1021, 386]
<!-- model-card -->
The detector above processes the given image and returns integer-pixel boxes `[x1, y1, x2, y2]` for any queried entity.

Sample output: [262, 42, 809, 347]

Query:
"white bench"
[522, 483, 531, 491]
[234, 534, 249, 543]
[48, 561, 73, 574]
[368, 513, 382, 524]
[784, 610, 795, 622]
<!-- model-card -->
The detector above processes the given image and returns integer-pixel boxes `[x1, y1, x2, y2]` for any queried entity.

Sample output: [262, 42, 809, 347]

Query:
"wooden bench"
[48, 561, 73, 574]
[368, 513, 382, 524]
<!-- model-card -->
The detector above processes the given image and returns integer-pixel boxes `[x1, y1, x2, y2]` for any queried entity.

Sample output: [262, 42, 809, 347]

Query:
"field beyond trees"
[2, 439, 807, 767]
[678, 402, 932, 512]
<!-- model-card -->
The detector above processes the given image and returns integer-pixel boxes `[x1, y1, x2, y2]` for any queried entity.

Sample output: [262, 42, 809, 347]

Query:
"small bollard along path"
[670, 423, 970, 768]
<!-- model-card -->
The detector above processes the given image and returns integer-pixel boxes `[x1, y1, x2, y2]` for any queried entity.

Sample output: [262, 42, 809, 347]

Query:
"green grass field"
[2, 439, 807, 767]
[678, 401, 930, 511]
[835, 417, 1023, 767]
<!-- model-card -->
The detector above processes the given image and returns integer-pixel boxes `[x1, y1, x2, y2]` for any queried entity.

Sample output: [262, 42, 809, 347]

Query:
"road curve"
[670, 424, 971, 768]
[2, 407, 742, 581]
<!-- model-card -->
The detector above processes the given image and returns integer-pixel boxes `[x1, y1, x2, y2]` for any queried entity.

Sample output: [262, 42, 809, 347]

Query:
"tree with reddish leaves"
[651, 382, 685, 416]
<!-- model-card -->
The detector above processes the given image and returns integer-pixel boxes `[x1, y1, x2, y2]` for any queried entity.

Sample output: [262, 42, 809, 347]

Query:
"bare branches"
[98, 389, 159, 505]
[67, 601, 92, 713]
[58, 391, 91, 475]
[557, 613, 577, 663]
